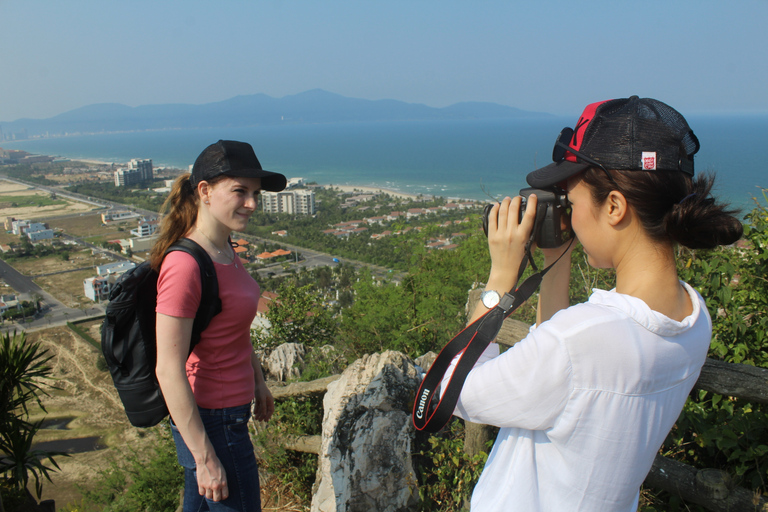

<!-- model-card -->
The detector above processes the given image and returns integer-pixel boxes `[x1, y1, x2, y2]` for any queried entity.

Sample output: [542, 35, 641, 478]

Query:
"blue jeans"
[171, 404, 262, 512]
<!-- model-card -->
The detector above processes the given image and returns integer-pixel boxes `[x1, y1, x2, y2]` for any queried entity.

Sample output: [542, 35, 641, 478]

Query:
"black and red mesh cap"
[190, 140, 287, 192]
[526, 96, 700, 188]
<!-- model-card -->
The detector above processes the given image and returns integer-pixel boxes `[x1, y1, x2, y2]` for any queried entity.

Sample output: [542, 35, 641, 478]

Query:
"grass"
[11, 250, 110, 276]
[0, 194, 67, 208]
[46, 213, 135, 240]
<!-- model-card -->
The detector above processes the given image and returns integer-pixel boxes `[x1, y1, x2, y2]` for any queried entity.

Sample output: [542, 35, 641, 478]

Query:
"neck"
[194, 216, 230, 246]
[614, 241, 690, 320]
[193, 220, 232, 257]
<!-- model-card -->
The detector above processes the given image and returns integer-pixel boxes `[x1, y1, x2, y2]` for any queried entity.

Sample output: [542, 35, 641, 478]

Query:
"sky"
[1, 0, 767, 122]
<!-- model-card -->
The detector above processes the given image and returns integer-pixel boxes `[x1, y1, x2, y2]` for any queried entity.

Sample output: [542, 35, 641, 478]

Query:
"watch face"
[482, 290, 500, 309]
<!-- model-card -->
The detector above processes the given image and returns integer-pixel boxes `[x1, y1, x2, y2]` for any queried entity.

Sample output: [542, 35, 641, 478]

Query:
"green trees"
[663, 193, 768, 498]
[0, 332, 64, 509]
[339, 235, 488, 358]
[252, 281, 338, 351]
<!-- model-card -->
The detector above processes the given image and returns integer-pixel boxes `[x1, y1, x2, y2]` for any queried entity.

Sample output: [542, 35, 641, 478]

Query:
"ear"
[197, 180, 212, 205]
[604, 190, 629, 226]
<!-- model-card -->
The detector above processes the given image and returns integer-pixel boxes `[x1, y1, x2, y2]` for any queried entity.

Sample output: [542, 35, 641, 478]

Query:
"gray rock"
[311, 351, 421, 512]
[264, 342, 307, 381]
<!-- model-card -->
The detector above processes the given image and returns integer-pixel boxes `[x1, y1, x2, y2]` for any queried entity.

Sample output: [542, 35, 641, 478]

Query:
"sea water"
[4, 115, 766, 211]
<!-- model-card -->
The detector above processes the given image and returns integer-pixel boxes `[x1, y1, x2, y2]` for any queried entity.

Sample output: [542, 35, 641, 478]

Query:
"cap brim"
[224, 169, 287, 192]
[526, 160, 589, 188]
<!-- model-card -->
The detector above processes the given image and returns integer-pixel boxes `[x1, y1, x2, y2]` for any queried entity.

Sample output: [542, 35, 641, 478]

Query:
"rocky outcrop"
[311, 351, 420, 512]
[263, 342, 307, 381]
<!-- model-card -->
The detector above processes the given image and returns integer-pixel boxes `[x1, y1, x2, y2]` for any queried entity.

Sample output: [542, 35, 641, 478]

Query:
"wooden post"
[462, 289, 528, 458]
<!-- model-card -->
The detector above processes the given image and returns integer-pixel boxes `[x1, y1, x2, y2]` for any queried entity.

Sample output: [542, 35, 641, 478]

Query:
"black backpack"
[101, 238, 222, 428]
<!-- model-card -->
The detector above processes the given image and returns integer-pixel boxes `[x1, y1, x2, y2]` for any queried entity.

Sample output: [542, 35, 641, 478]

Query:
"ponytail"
[663, 174, 743, 249]
[149, 174, 199, 270]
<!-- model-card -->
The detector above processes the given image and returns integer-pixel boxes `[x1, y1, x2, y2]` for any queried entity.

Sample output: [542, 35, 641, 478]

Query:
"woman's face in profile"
[204, 176, 262, 231]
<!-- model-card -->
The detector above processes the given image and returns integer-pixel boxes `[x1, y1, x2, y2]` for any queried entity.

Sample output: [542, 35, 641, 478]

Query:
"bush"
[75, 423, 183, 512]
[661, 192, 768, 498]
[253, 394, 323, 502]
[416, 420, 487, 511]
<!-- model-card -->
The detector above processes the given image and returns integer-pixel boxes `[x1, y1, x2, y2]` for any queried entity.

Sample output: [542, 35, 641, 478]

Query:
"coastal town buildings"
[130, 219, 158, 237]
[261, 189, 317, 215]
[101, 210, 140, 223]
[8, 219, 54, 241]
[114, 158, 153, 187]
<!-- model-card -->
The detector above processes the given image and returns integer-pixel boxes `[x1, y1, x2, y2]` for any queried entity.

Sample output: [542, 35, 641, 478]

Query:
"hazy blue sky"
[2, 0, 766, 122]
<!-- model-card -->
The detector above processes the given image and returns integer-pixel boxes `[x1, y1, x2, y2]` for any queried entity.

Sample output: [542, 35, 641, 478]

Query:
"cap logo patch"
[642, 152, 657, 170]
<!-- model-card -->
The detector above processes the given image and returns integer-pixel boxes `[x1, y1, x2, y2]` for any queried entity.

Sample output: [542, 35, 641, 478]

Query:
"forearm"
[251, 352, 266, 385]
[251, 352, 275, 422]
[536, 252, 572, 325]
[156, 358, 216, 465]
[155, 313, 217, 466]
[467, 268, 519, 325]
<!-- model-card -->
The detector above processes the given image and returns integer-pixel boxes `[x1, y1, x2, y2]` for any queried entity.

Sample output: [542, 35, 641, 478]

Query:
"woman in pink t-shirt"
[152, 140, 287, 512]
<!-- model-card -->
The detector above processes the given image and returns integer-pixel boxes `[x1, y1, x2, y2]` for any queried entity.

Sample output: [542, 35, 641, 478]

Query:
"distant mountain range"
[0, 89, 550, 138]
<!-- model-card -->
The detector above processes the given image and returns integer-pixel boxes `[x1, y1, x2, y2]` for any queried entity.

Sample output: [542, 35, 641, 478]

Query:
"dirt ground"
[24, 323, 156, 509]
[0, 182, 93, 221]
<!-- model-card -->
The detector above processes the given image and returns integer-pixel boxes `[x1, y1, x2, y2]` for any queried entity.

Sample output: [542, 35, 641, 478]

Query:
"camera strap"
[412, 239, 573, 433]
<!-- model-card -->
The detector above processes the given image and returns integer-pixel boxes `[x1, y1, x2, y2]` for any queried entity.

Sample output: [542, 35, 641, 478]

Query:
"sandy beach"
[329, 184, 425, 201]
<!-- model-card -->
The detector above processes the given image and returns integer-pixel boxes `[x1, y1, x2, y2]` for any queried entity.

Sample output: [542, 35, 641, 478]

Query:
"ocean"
[3, 115, 767, 211]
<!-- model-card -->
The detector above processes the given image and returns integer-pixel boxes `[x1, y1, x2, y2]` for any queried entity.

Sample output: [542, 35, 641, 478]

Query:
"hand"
[196, 454, 228, 502]
[485, 195, 537, 291]
[253, 382, 275, 422]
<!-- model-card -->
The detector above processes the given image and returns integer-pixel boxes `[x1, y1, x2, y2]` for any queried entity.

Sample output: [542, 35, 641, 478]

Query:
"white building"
[102, 210, 140, 223]
[114, 159, 153, 187]
[129, 159, 153, 181]
[286, 177, 305, 189]
[84, 274, 121, 302]
[96, 261, 136, 276]
[11, 220, 46, 236]
[27, 229, 54, 242]
[122, 235, 156, 253]
[261, 189, 316, 215]
[294, 189, 316, 215]
[130, 219, 158, 237]
[0, 294, 21, 315]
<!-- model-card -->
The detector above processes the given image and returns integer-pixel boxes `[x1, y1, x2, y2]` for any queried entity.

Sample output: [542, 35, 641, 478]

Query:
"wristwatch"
[481, 290, 501, 309]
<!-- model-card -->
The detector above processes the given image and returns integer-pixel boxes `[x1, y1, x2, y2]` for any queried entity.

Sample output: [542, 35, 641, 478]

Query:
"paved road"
[0, 254, 104, 335]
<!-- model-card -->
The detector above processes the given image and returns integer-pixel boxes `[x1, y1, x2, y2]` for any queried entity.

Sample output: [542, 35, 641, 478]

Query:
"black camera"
[482, 187, 573, 248]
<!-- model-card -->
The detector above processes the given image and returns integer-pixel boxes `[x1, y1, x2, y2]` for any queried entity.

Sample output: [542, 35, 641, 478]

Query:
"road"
[0, 257, 104, 335]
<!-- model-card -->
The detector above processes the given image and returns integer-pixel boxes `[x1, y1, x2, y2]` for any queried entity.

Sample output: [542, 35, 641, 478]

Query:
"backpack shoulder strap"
[166, 238, 223, 349]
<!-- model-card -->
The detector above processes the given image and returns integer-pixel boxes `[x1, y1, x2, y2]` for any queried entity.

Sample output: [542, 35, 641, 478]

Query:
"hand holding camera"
[482, 187, 573, 249]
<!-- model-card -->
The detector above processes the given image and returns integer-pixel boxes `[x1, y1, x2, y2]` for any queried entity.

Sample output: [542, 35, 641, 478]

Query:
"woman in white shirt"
[449, 97, 743, 511]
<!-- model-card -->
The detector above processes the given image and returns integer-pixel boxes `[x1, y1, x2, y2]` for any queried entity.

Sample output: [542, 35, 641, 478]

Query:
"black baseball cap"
[190, 140, 287, 192]
[527, 96, 700, 188]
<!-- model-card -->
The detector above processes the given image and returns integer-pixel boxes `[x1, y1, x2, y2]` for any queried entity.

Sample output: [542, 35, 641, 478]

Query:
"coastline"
[329, 184, 426, 201]
[62, 156, 461, 202]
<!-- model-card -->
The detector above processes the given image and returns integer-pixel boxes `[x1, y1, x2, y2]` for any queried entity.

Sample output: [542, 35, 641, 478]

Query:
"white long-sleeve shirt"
[443, 282, 710, 511]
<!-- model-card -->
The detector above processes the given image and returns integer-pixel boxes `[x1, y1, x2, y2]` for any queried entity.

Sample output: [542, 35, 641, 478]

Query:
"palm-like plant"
[0, 331, 65, 502]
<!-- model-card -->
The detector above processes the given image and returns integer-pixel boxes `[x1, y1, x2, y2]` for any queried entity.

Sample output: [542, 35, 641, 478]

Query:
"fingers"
[198, 458, 229, 502]
[488, 194, 537, 239]
[199, 484, 229, 501]
[199, 478, 229, 502]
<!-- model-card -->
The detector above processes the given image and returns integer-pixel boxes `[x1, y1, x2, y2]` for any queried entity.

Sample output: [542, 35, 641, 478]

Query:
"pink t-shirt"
[156, 251, 260, 409]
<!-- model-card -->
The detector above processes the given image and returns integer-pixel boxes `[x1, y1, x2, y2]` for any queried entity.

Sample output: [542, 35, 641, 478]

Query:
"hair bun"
[664, 175, 742, 249]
